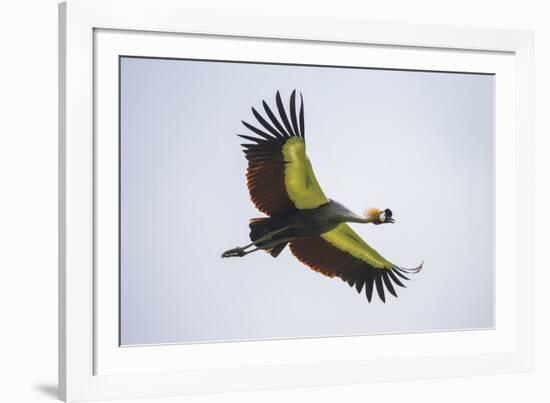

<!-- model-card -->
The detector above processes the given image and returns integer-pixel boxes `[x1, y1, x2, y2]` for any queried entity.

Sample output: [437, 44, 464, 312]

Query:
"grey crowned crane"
[222, 90, 423, 303]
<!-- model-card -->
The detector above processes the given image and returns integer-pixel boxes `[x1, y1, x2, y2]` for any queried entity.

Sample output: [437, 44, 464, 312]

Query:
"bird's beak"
[388, 218, 395, 223]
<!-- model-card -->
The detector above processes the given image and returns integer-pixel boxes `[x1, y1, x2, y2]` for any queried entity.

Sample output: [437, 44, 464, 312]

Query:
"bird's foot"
[221, 247, 246, 258]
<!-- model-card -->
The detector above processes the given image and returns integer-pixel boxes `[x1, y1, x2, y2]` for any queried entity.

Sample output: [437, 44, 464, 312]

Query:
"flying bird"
[222, 90, 423, 302]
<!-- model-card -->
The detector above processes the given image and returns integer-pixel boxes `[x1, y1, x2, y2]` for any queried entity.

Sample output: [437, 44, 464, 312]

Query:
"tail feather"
[249, 217, 273, 243]
[249, 217, 289, 257]
[267, 242, 288, 257]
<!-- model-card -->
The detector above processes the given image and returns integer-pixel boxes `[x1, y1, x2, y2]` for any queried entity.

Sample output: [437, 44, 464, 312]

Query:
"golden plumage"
[364, 208, 382, 222]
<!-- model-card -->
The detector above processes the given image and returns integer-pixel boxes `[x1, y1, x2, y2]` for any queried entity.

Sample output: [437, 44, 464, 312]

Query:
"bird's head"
[364, 208, 395, 225]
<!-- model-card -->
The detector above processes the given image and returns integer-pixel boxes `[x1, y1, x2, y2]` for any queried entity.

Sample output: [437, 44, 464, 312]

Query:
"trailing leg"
[221, 237, 294, 258]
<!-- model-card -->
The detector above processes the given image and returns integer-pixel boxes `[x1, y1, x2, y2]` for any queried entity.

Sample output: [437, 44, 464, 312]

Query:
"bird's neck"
[346, 215, 374, 224]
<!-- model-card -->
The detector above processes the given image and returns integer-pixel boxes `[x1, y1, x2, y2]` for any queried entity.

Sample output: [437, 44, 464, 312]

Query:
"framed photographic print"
[59, 0, 534, 401]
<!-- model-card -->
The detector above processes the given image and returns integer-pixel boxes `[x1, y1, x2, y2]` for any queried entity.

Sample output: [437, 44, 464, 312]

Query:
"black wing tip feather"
[394, 261, 424, 278]
[399, 261, 424, 274]
[328, 243, 424, 303]
[239, 90, 305, 144]
[299, 92, 305, 138]
[349, 263, 423, 303]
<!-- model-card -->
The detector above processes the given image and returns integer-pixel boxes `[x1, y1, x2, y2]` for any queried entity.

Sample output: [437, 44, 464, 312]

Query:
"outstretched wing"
[239, 90, 329, 217]
[290, 224, 423, 303]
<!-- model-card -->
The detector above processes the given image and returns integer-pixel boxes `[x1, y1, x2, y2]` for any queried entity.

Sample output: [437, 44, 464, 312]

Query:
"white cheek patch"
[379, 212, 386, 222]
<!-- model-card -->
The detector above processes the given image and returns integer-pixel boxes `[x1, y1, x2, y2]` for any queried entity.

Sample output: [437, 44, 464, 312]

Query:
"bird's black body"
[249, 200, 362, 256]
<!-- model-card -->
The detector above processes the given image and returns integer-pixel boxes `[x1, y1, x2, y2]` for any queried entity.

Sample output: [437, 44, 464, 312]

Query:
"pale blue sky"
[120, 57, 494, 345]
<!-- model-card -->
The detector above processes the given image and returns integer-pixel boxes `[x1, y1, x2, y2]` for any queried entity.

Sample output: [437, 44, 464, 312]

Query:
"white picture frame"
[59, 0, 534, 401]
